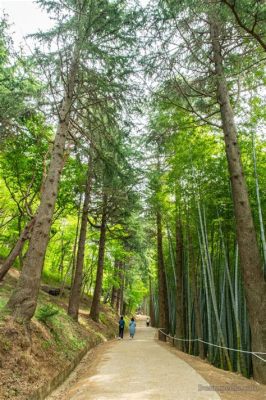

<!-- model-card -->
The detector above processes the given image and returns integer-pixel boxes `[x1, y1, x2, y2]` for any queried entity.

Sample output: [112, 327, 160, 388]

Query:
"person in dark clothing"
[118, 316, 125, 339]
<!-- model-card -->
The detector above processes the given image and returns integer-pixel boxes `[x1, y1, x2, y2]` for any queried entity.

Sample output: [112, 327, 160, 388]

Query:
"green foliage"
[0, 17, 42, 141]
[35, 304, 59, 324]
[221, 0, 266, 50]
[0, 298, 7, 313]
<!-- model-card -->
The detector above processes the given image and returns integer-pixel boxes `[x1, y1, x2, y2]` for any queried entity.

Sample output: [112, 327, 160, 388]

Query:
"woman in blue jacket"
[129, 317, 136, 339]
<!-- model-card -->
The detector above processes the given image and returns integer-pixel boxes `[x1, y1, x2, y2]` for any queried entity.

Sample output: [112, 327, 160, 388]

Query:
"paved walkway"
[48, 317, 220, 400]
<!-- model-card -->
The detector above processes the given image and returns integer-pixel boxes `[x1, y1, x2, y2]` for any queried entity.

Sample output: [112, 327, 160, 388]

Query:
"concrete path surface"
[48, 317, 220, 400]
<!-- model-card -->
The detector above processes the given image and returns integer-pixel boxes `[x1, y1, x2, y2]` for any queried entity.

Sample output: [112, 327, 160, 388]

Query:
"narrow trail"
[47, 316, 220, 400]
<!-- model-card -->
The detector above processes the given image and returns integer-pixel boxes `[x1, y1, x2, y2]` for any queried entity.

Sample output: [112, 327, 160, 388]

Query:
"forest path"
[47, 316, 220, 400]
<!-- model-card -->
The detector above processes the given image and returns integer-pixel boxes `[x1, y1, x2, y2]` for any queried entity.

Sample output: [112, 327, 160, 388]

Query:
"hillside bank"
[0, 269, 118, 400]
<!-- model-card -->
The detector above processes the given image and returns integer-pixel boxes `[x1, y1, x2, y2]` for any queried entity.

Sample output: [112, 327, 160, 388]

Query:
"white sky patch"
[0, 0, 54, 48]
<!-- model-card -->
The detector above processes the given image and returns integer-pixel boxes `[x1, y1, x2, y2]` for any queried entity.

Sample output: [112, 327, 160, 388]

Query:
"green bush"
[36, 304, 59, 324]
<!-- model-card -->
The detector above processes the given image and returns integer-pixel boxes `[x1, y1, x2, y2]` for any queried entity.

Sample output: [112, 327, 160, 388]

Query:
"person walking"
[118, 316, 125, 339]
[129, 317, 136, 339]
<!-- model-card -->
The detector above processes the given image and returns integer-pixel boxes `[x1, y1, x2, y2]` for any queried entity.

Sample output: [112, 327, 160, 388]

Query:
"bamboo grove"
[146, 0, 266, 385]
[0, 0, 266, 386]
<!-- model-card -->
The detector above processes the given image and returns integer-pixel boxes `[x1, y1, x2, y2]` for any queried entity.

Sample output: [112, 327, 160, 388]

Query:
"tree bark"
[157, 211, 169, 338]
[149, 276, 155, 327]
[70, 194, 82, 288]
[210, 17, 266, 384]
[68, 155, 93, 320]
[111, 258, 119, 308]
[119, 263, 126, 315]
[0, 217, 35, 281]
[6, 45, 80, 322]
[175, 218, 184, 350]
[110, 286, 117, 308]
[89, 193, 108, 322]
[115, 261, 123, 314]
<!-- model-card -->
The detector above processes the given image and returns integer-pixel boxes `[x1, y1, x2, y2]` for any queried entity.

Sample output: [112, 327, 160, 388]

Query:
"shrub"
[36, 304, 59, 324]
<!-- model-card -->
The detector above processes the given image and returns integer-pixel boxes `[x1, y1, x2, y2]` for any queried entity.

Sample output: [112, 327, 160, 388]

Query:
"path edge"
[28, 335, 113, 400]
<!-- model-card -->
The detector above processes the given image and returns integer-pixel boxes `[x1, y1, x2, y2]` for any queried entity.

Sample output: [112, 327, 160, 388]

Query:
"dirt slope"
[0, 270, 118, 400]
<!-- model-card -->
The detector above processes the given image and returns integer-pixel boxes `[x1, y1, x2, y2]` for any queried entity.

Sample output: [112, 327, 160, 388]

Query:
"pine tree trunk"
[119, 263, 126, 314]
[6, 46, 80, 322]
[175, 218, 184, 350]
[115, 261, 123, 314]
[111, 259, 119, 308]
[210, 18, 266, 384]
[70, 194, 82, 288]
[157, 211, 169, 338]
[0, 217, 35, 281]
[110, 286, 117, 308]
[149, 276, 155, 326]
[68, 155, 93, 320]
[89, 193, 107, 322]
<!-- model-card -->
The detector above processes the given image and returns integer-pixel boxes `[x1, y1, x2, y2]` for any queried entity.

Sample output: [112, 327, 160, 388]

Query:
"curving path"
[47, 317, 220, 400]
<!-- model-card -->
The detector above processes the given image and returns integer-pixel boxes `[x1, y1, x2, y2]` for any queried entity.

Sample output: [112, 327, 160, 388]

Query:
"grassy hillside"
[0, 270, 118, 400]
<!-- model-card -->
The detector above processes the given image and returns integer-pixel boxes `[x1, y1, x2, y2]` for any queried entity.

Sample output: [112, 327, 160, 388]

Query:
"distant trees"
[88, 144, 141, 322]
[68, 154, 93, 320]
